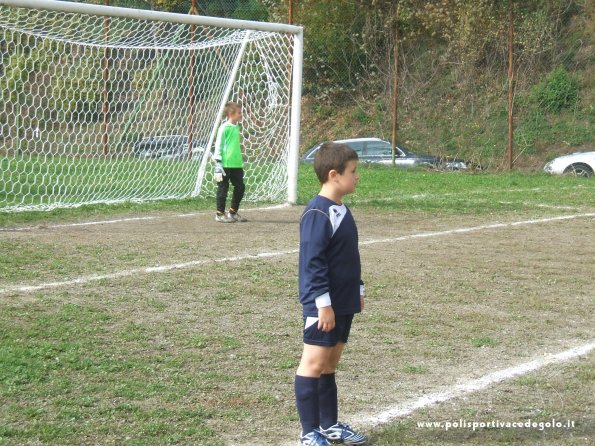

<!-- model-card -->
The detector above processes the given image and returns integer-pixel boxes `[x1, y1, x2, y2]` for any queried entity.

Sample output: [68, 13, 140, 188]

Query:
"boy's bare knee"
[296, 344, 333, 377]
[297, 358, 326, 377]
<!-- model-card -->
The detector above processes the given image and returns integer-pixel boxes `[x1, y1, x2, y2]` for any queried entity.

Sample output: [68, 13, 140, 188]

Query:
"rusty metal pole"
[102, 0, 110, 157]
[391, 17, 399, 167]
[188, 0, 197, 160]
[287, 0, 294, 157]
[507, 0, 514, 170]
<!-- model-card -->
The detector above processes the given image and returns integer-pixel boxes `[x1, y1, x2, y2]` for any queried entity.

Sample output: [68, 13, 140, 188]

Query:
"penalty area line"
[0, 249, 299, 296]
[355, 341, 595, 426]
[1, 212, 593, 296]
[0, 203, 290, 232]
[359, 212, 595, 246]
[354, 184, 594, 205]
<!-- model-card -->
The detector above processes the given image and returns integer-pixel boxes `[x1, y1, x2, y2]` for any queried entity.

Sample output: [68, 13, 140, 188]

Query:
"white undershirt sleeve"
[315, 292, 332, 308]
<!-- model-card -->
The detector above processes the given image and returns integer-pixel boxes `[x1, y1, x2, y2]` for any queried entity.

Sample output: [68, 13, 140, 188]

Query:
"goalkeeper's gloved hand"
[214, 162, 225, 182]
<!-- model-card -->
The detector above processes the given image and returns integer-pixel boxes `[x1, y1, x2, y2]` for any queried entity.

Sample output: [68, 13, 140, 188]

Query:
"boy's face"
[228, 107, 242, 124]
[333, 159, 359, 196]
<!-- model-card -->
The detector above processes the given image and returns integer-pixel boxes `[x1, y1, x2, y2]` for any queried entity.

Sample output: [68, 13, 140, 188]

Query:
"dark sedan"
[302, 138, 471, 170]
[133, 135, 207, 161]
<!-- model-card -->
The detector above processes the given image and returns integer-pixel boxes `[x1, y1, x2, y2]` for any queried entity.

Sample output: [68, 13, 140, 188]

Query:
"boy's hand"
[361, 295, 365, 311]
[317, 306, 335, 332]
[214, 162, 225, 182]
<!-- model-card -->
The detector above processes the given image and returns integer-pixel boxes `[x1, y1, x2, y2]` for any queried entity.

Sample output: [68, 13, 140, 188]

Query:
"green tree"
[291, 0, 365, 95]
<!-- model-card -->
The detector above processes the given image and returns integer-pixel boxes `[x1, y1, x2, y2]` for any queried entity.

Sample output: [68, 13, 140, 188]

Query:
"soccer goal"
[0, 0, 302, 212]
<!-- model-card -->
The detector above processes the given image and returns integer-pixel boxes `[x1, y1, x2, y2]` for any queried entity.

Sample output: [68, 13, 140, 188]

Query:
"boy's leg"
[316, 316, 367, 444]
[294, 376, 320, 437]
[216, 174, 230, 214]
[295, 344, 333, 435]
[227, 168, 245, 212]
[318, 343, 345, 430]
[297, 343, 334, 377]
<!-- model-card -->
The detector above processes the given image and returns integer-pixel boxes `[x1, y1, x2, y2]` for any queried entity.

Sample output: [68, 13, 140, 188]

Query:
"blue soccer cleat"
[319, 422, 367, 445]
[299, 430, 332, 446]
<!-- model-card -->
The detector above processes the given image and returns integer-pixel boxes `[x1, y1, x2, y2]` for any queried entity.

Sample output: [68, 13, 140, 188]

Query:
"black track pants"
[216, 167, 245, 213]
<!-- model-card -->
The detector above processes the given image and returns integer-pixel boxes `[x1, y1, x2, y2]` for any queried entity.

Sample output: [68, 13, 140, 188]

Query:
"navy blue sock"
[295, 375, 320, 435]
[318, 373, 338, 429]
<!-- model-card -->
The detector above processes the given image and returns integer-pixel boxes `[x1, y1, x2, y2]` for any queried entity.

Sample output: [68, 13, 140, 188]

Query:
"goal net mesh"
[0, 3, 295, 212]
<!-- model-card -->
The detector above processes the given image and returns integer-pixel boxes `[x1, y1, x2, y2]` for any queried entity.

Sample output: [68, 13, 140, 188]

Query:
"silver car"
[302, 138, 471, 170]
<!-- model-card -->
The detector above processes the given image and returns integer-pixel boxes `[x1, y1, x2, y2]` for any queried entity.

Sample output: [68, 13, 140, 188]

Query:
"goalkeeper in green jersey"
[213, 101, 247, 223]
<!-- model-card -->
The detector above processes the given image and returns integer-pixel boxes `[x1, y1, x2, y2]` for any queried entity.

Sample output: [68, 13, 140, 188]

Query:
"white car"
[544, 151, 595, 177]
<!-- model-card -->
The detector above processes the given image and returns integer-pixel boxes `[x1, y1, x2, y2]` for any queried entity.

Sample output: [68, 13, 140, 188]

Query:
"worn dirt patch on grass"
[367, 353, 594, 445]
[1, 208, 593, 445]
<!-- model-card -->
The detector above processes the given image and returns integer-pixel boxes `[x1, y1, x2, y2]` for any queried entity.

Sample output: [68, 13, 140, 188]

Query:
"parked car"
[301, 138, 472, 170]
[543, 151, 595, 177]
[133, 135, 207, 161]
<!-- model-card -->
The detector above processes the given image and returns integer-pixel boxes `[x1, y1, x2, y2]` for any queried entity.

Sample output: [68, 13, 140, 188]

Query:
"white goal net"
[0, 0, 302, 212]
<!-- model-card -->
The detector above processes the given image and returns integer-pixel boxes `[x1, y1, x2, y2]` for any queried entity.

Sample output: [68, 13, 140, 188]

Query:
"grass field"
[0, 155, 286, 213]
[1, 164, 594, 445]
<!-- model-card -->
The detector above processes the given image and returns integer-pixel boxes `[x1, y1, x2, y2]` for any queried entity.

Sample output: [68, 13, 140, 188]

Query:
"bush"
[531, 67, 579, 113]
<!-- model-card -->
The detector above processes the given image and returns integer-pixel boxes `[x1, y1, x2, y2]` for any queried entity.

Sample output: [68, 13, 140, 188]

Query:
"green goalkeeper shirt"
[214, 121, 243, 168]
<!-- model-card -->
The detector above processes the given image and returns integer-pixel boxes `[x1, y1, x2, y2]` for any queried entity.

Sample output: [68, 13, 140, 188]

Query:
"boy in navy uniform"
[295, 142, 367, 446]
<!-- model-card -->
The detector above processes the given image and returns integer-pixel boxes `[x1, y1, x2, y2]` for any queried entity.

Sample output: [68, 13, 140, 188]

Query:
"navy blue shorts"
[303, 314, 354, 347]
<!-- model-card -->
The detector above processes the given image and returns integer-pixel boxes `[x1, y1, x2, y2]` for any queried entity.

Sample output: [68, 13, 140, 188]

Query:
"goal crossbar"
[0, 0, 302, 34]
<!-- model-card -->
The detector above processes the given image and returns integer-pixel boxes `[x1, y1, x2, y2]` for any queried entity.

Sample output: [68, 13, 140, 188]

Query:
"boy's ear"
[328, 169, 338, 180]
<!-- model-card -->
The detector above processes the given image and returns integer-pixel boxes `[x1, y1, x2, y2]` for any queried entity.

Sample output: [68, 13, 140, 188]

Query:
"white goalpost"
[0, 0, 303, 212]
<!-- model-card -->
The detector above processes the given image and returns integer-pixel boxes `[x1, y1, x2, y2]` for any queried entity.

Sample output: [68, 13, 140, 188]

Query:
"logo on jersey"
[329, 204, 347, 236]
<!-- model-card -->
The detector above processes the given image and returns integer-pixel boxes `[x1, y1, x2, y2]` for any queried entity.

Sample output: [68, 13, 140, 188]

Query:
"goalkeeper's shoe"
[298, 430, 331, 446]
[319, 422, 367, 445]
[215, 213, 236, 223]
[228, 211, 247, 222]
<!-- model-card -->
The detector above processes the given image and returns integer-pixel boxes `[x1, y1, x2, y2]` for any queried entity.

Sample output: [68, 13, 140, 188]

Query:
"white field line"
[356, 341, 595, 426]
[275, 341, 595, 446]
[358, 212, 595, 246]
[0, 203, 290, 233]
[418, 184, 590, 197]
[4, 184, 593, 233]
[1, 213, 594, 296]
[355, 184, 594, 205]
[498, 201, 581, 211]
[0, 249, 299, 295]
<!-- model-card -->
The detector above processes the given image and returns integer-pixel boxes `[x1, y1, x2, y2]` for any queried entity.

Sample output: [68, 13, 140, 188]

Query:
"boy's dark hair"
[224, 101, 241, 117]
[314, 142, 359, 184]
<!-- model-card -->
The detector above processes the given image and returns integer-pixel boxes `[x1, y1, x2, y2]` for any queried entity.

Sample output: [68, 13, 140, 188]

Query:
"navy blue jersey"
[299, 195, 362, 317]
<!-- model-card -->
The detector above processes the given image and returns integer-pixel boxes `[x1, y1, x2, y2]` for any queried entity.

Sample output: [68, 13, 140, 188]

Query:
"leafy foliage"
[292, 0, 366, 95]
[531, 67, 580, 112]
[2, 39, 101, 132]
